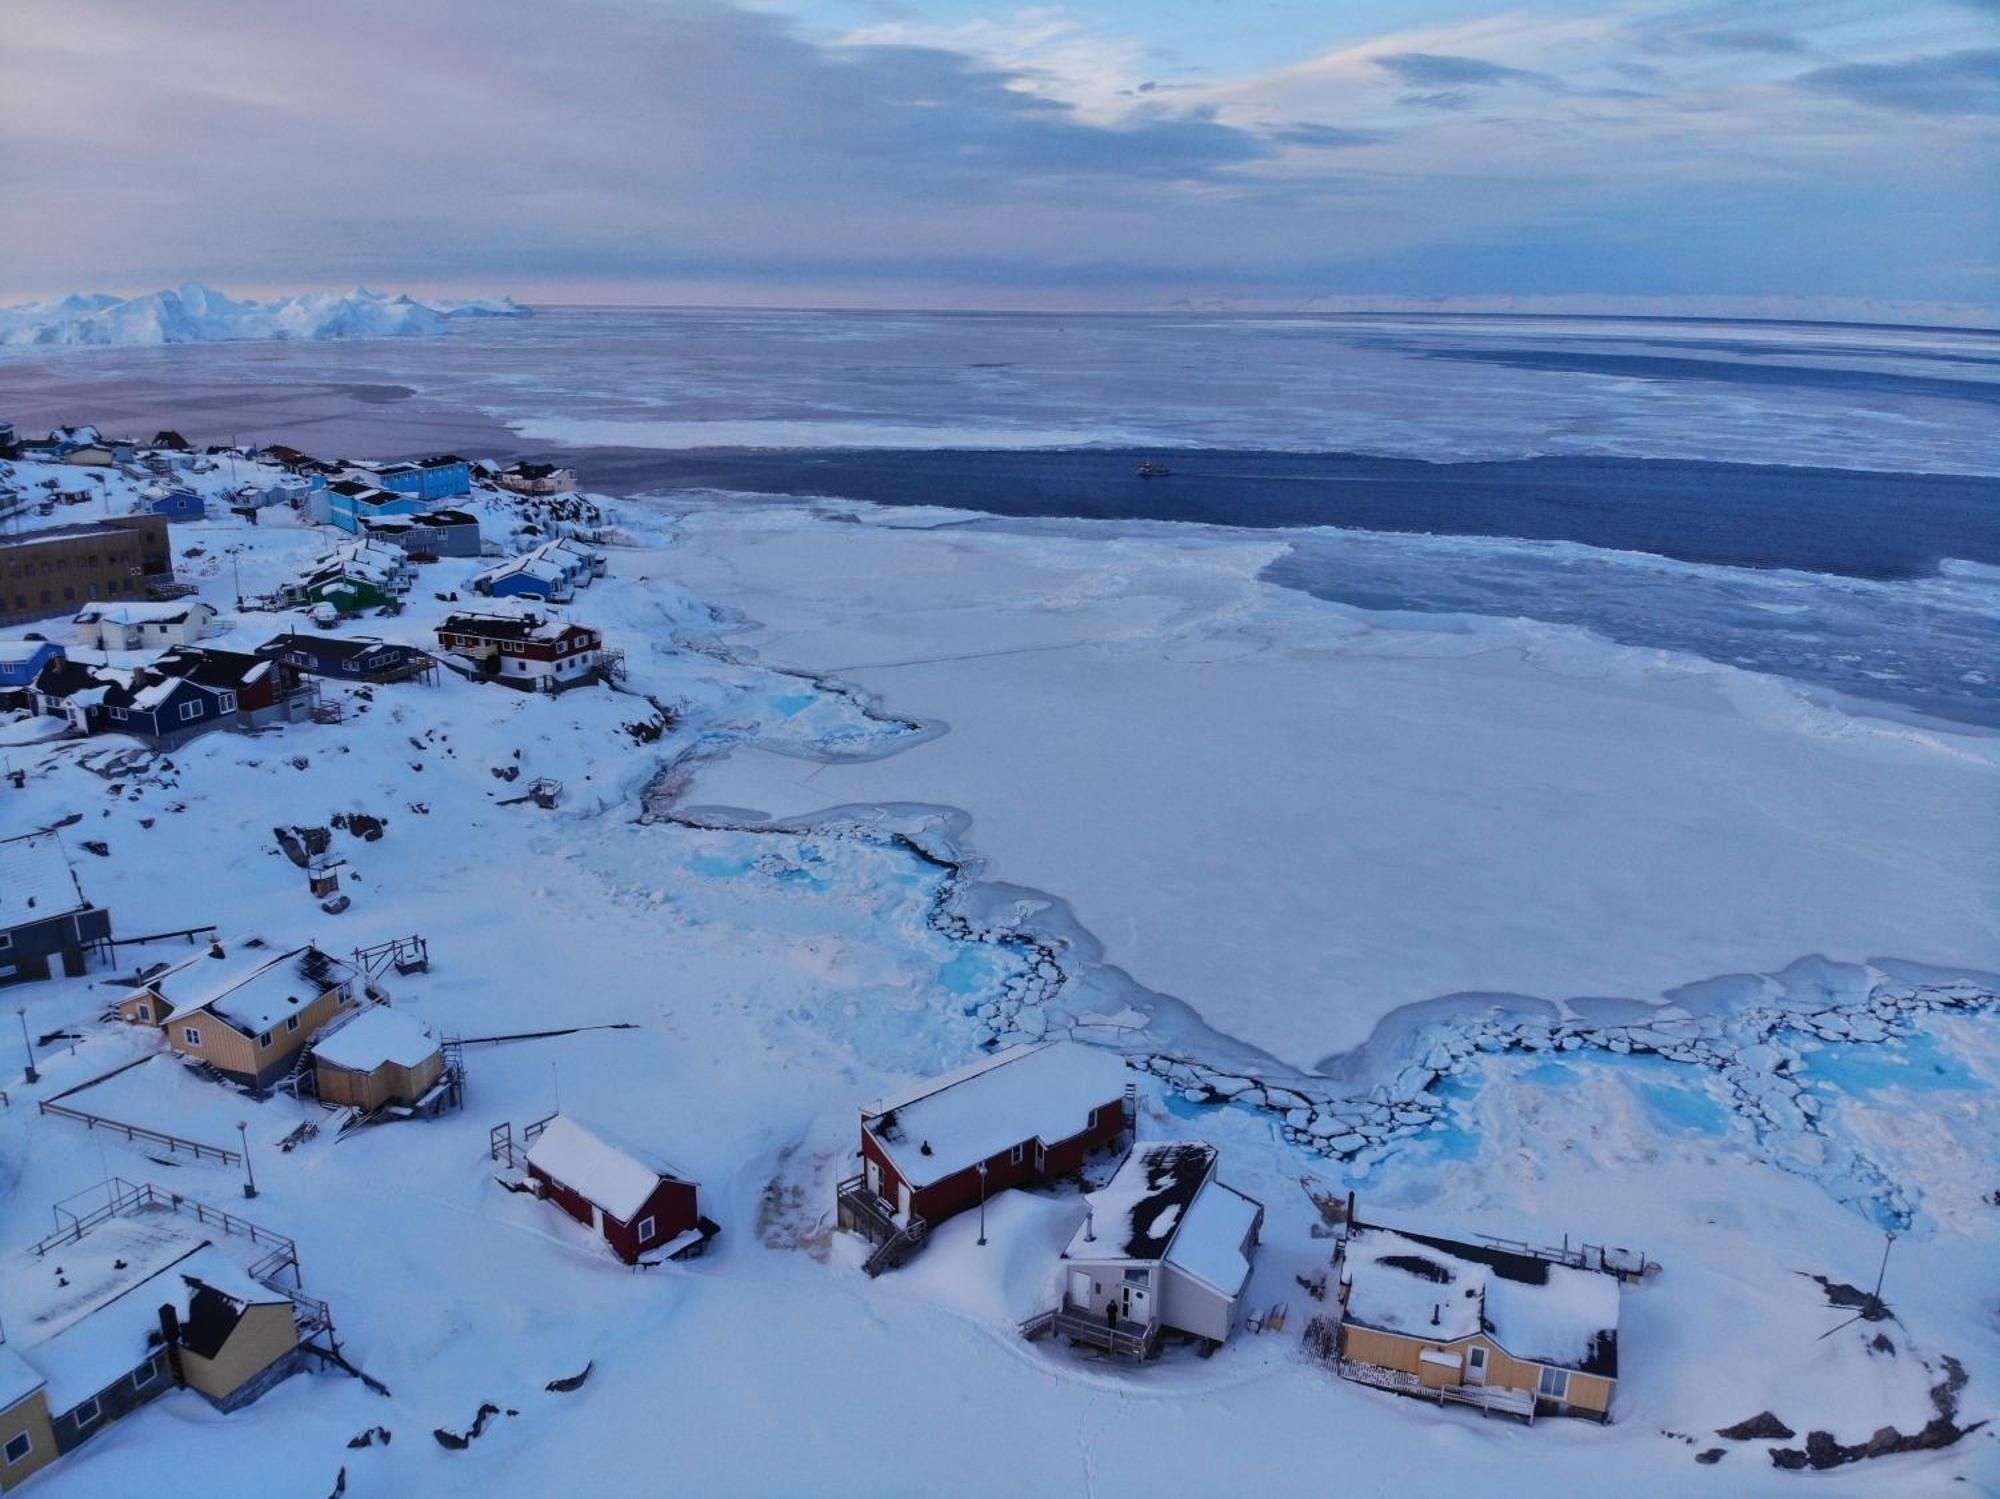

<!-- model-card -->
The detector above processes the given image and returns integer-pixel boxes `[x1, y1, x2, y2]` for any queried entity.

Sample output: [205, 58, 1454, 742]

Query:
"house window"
[259, 1031, 273, 1048]
[217, 692, 237, 713]
[134, 1001, 150, 1020]
[178, 701, 201, 722]
[286, 1015, 300, 1033]
[183, 1025, 202, 1047]
[1537, 1366, 1570, 1401]
[4, 1431, 30, 1465]
[134, 1356, 159, 1390]
[71, 1395, 101, 1427]
[1009, 1143, 1025, 1166]
[0, 933, 10, 951]
[108, 705, 127, 721]
[636, 1215, 656, 1244]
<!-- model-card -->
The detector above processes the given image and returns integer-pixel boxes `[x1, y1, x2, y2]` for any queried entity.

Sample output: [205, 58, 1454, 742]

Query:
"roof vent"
[1431, 1303, 1441, 1327]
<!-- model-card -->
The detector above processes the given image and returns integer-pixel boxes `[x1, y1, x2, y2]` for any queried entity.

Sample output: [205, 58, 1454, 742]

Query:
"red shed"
[838, 1041, 1131, 1272]
[524, 1115, 704, 1264]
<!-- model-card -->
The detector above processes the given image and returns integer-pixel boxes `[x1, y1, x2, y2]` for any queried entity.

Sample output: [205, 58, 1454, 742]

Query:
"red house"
[838, 1041, 1132, 1274]
[524, 1115, 707, 1264]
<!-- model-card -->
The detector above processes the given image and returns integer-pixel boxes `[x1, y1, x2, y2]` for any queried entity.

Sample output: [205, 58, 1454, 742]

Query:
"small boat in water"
[1136, 459, 1172, 478]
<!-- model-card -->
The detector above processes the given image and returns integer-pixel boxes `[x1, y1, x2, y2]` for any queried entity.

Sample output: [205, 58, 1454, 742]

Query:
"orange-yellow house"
[115, 936, 363, 1088]
[1333, 1219, 1621, 1422]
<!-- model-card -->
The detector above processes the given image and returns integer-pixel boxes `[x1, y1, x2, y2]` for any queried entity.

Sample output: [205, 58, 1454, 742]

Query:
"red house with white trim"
[837, 1041, 1132, 1274]
[524, 1115, 706, 1264]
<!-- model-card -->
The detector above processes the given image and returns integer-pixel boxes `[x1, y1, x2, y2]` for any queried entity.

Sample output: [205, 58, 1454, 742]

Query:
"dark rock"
[1694, 1449, 1725, 1465]
[1804, 1430, 1843, 1469]
[1869, 1333, 1895, 1355]
[80, 840, 109, 857]
[1717, 1412, 1795, 1441]
[546, 1361, 593, 1393]
[1768, 1448, 1810, 1471]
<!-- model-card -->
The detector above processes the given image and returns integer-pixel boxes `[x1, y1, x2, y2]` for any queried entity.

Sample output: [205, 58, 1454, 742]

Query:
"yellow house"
[116, 937, 363, 1088]
[1333, 1219, 1621, 1422]
[311, 1005, 447, 1112]
[0, 1217, 309, 1491]
[0, 1353, 56, 1494]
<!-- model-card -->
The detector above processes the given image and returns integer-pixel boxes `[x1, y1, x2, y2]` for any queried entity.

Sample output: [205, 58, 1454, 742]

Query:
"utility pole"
[16, 1007, 37, 1085]
[237, 1121, 258, 1198]
[977, 1160, 988, 1247]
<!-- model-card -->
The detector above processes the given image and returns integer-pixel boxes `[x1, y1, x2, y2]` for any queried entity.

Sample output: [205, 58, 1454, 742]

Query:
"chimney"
[1431, 1303, 1441, 1327]
[157, 1305, 188, 1387]
[1084, 1211, 1096, 1243]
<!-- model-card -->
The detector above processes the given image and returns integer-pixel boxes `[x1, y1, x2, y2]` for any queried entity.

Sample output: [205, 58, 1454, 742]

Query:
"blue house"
[145, 490, 206, 522]
[255, 632, 435, 683]
[0, 829, 113, 987]
[371, 455, 471, 502]
[470, 553, 573, 603]
[324, 479, 420, 534]
[0, 638, 64, 692]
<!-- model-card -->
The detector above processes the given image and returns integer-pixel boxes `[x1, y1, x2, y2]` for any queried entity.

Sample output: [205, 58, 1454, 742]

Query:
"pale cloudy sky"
[0, 0, 1993, 311]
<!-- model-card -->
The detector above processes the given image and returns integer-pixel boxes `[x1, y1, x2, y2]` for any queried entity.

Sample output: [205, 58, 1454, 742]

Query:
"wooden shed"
[524, 1115, 707, 1264]
[311, 1006, 445, 1111]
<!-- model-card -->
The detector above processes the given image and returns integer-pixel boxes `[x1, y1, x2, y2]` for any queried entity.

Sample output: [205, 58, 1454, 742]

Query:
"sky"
[0, 0, 1994, 314]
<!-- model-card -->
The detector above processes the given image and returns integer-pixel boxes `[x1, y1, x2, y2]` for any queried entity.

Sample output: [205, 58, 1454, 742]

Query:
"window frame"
[177, 700, 201, 723]
[71, 1395, 101, 1427]
[4, 1430, 30, 1465]
[1537, 1365, 1570, 1401]
[635, 1215, 656, 1245]
[182, 1025, 202, 1047]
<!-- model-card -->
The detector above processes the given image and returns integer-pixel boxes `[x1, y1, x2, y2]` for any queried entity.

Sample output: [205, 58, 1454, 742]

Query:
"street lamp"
[16, 1007, 36, 1085]
[237, 1121, 258, 1199]
[976, 1160, 988, 1247]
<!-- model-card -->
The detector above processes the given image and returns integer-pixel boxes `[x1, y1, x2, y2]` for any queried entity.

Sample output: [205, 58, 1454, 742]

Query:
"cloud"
[1795, 48, 2000, 115]
[1680, 27, 1805, 55]
[1372, 51, 1556, 89]
[1267, 122, 1388, 148]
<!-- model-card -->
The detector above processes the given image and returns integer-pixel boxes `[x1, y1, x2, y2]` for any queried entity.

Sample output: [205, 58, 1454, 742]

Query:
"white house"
[1039, 1141, 1263, 1359]
[72, 601, 218, 652]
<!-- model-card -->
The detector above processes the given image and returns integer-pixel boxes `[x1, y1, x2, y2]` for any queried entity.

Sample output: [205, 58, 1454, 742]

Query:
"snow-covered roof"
[526, 1115, 688, 1221]
[1164, 1181, 1262, 1295]
[313, 1005, 437, 1072]
[0, 638, 59, 665]
[864, 1041, 1129, 1188]
[1340, 1222, 1621, 1378]
[1064, 1141, 1214, 1263]
[0, 1345, 45, 1413]
[145, 937, 353, 1033]
[73, 600, 212, 626]
[0, 829, 89, 930]
[478, 555, 567, 585]
[1, 1214, 287, 1412]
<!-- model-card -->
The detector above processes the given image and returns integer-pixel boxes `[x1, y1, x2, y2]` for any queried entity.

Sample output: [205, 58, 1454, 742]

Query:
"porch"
[1021, 1304, 1162, 1362]
[1336, 1358, 1538, 1423]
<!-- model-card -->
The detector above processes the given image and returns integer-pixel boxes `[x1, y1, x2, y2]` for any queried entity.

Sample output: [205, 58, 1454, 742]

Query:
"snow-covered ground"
[0, 285, 527, 349]
[0, 450, 1994, 1496]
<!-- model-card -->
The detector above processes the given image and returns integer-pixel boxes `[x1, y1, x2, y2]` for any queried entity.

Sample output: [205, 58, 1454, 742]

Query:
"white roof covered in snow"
[145, 937, 351, 1034]
[0, 639, 58, 665]
[313, 1005, 437, 1072]
[1340, 1222, 1622, 1377]
[1, 1213, 285, 1412]
[73, 600, 213, 626]
[526, 1116, 687, 1221]
[0, 1345, 44, 1413]
[0, 829, 88, 930]
[1164, 1181, 1261, 1295]
[865, 1042, 1129, 1188]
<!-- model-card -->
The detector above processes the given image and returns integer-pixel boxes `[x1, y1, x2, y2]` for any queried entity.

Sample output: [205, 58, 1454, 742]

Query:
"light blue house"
[324, 479, 420, 534]
[471, 554, 573, 603]
[0, 638, 64, 691]
[371, 455, 471, 502]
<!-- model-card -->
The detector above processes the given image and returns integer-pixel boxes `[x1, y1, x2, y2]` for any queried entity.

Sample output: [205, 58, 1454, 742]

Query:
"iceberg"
[0, 283, 528, 348]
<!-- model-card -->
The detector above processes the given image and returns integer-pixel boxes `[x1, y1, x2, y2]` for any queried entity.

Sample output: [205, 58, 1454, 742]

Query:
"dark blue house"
[371, 455, 471, 502]
[145, 490, 206, 522]
[255, 632, 435, 683]
[0, 828, 113, 987]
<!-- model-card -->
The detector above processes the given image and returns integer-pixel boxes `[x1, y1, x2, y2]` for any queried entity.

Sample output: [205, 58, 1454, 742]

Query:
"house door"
[1068, 1270, 1092, 1311]
[1121, 1283, 1150, 1324]
[865, 1157, 881, 1198]
[590, 1204, 602, 1232]
[1465, 1345, 1488, 1385]
[897, 1179, 912, 1221]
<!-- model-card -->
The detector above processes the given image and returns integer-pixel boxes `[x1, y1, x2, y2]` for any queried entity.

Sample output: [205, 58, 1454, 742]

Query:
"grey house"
[1036, 1141, 1263, 1358]
[0, 829, 112, 987]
